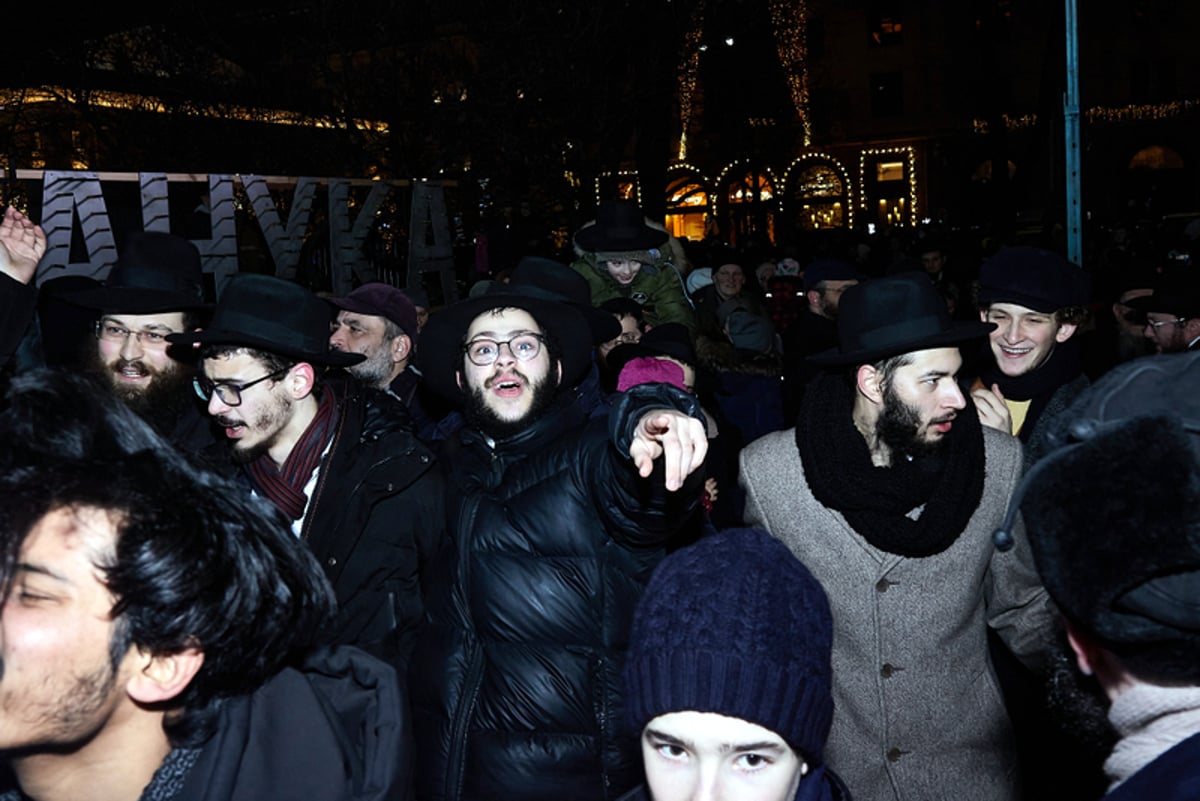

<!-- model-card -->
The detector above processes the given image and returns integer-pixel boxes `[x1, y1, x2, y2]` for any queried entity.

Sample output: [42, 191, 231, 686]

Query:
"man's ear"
[392, 334, 412, 365]
[126, 647, 204, 705]
[805, 289, 822, 308]
[288, 363, 317, 399]
[857, 363, 883, 404]
[1065, 621, 1097, 677]
[1055, 322, 1078, 343]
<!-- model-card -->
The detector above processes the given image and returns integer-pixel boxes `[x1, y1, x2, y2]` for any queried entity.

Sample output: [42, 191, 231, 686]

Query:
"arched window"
[664, 173, 710, 243]
[787, 161, 850, 230]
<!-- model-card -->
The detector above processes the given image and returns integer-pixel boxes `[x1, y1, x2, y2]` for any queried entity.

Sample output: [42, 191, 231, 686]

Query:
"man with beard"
[67, 231, 221, 465]
[328, 282, 420, 397]
[781, 258, 862, 422]
[1126, 265, 1200, 355]
[409, 287, 709, 801]
[1015, 350, 1200, 799]
[0, 368, 408, 801]
[739, 272, 1055, 801]
[170, 273, 443, 676]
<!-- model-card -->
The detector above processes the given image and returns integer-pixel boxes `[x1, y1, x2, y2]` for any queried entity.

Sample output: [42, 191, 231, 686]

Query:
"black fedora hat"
[167, 273, 363, 368]
[810, 272, 995, 366]
[502, 256, 622, 345]
[68, 231, 210, 314]
[573, 200, 669, 254]
[416, 290, 593, 402]
[1125, 267, 1200, 321]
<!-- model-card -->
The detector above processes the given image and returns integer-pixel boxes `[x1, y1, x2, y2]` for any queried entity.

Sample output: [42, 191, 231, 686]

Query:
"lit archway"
[782, 154, 853, 230]
[664, 164, 712, 243]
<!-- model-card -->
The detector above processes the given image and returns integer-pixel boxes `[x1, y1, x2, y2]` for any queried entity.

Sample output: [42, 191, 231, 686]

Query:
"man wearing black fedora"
[66, 230, 223, 463]
[169, 273, 444, 679]
[1127, 264, 1200, 354]
[739, 271, 1055, 801]
[409, 287, 708, 801]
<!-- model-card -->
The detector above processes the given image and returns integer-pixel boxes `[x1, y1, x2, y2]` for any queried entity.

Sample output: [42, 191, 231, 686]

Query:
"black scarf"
[795, 371, 985, 557]
[975, 338, 1083, 442]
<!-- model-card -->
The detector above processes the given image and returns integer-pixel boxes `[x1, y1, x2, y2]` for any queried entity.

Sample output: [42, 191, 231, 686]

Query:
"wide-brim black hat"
[68, 231, 212, 314]
[167, 273, 363, 368]
[809, 272, 995, 366]
[573, 200, 669, 254]
[416, 289, 593, 402]
[1125, 266, 1200, 320]
[502, 255, 621, 345]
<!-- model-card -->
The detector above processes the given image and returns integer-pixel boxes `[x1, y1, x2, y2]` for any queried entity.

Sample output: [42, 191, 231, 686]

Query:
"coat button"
[327, 556, 337, 567]
[887, 747, 908, 762]
[881, 663, 897, 678]
[876, 578, 893, 593]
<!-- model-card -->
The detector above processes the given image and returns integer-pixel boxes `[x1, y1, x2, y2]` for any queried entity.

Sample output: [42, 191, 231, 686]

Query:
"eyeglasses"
[95, 321, 180, 350]
[463, 333, 545, 366]
[609, 332, 641, 346]
[1145, 317, 1185, 330]
[193, 368, 288, 407]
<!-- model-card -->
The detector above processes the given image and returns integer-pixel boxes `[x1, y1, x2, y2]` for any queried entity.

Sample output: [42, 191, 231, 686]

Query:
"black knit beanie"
[623, 527, 835, 763]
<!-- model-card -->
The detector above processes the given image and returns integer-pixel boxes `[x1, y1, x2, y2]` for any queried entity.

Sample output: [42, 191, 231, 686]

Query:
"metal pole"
[1064, 0, 1082, 265]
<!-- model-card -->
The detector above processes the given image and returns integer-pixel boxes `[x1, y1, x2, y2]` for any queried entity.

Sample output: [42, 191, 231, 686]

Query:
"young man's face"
[459, 308, 557, 431]
[642, 711, 807, 801]
[982, 302, 1076, 377]
[921, 250, 945, 275]
[93, 311, 189, 401]
[877, 347, 966, 454]
[0, 506, 137, 751]
[202, 351, 295, 463]
[330, 310, 406, 389]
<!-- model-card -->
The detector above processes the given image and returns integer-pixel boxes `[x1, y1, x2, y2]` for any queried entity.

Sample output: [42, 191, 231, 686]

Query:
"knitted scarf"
[246, 389, 337, 521]
[1105, 683, 1200, 791]
[795, 371, 985, 558]
[975, 338, 1083, 442]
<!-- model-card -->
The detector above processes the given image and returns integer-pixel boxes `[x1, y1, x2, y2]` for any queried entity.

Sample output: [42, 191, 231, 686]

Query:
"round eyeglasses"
[193, 368, 288, 407]
[463, 333, 545, 366]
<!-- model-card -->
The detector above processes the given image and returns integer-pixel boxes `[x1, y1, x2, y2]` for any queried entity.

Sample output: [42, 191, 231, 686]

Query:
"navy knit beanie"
[623, 527, 835, 763]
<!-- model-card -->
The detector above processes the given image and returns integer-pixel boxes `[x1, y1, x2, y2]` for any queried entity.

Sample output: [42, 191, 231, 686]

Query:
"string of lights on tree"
[767, 0, 811, 146]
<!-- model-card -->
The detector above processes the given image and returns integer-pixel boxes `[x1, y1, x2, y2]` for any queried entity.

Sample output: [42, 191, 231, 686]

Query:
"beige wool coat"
[739, 425, 1055, 801]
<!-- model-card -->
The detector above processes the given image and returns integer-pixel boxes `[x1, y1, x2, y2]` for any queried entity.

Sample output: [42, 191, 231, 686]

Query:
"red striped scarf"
[247, 389, 337, 521]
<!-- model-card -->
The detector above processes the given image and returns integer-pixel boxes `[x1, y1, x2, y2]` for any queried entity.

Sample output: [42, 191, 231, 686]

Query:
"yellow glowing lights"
[859, 146, 917, 227]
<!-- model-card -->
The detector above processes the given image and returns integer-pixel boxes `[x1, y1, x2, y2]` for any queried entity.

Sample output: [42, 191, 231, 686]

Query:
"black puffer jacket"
[410, 383, 706, 801]
[303, 374, 445, 676]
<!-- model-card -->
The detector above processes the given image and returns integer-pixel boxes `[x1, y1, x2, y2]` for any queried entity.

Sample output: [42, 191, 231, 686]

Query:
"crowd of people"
[0, 197, 1198, 801]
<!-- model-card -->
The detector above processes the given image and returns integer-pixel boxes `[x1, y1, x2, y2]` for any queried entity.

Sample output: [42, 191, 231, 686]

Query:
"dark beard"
[463, 369, 558, 441]
[86, 349, 197, 437]
[876, 382, 949, 459]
